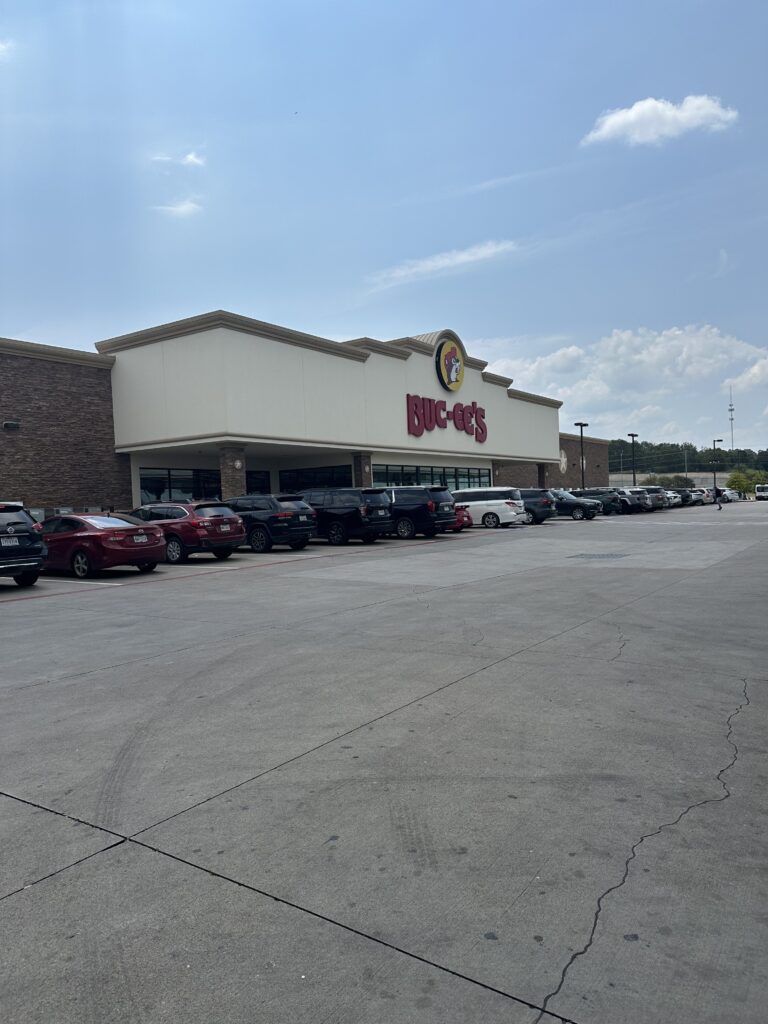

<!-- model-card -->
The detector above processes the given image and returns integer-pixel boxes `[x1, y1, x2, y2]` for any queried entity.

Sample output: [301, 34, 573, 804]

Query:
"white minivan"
[756, 484, 768, 501]
[451, 487, 526, 528]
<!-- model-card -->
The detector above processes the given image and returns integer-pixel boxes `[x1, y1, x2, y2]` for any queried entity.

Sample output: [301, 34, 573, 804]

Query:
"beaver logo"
[435, 338, 465, 392]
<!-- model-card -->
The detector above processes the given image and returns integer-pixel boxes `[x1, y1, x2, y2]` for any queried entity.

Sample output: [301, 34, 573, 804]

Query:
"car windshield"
[0, 508, 36, 527]
[362, 491, 390, 506]
[80, 516, 138, 529]
[195, 505, 236, 517]
[278, 499, 312, 511]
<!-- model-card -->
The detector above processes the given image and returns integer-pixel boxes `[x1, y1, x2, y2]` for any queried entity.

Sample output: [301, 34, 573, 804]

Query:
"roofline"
[482, 370, 514, 388]
[560, 431, 610, 444]
[95, 310, 369, 362]
[506, 388, 562, 409]
[0, 336, 115, 368]
[341, 337, 411, 360]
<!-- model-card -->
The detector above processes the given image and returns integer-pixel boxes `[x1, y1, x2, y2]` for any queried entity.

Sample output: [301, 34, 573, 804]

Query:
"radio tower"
[728, 386, 735, 451]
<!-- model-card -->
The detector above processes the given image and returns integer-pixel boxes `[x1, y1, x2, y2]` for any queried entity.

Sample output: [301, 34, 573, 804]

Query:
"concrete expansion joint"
[532, 678, 751, 1023]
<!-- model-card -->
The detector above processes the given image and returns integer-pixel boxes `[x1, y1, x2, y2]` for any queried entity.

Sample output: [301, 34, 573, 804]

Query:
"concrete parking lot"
[1, 504, 766, 1023]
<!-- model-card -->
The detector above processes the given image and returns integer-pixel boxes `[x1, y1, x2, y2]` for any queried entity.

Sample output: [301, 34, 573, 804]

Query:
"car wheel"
[289, 538, 309, 550]
[360, 534, 377, 544]
[71, 549, 95, 578]
[395, 517, 416, 539]
[571, 507, 585, 521]
[212, 548, 234, 560]
[137, 562, 157, 574]
[482, 512, 500, 528]
[522, 510, 534, 525]
[248, 527, 272, 554]
[165, 535, 187, 564]
[328, 522, 348, 545]
[14, 571, 39, 588]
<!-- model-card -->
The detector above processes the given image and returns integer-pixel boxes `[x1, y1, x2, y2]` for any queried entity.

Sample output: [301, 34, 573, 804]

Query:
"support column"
[218, 445, 247, 499]
[352, 452, 373, 487]
[537, 463, 548, 488]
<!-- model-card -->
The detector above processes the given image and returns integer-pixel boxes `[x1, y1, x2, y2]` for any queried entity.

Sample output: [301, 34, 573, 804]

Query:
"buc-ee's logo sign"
[406, 336, 487, 443]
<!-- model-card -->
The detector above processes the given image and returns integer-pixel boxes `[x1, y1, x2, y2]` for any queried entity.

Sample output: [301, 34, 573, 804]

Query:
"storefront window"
[278, 465, 352, 492]
[139, 469, 223, 503]
[371, 465, 490, 489]
[245, 470, 270, 494]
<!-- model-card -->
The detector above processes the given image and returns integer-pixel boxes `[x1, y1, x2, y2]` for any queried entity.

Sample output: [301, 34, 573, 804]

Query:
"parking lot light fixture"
[628, 432, 638, 486]
[713, 439, 723, 497]
[574, 422, 588, 488]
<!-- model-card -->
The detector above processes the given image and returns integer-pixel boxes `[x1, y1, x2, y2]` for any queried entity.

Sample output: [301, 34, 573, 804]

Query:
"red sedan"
[40, 514, 166, 578]
[452, 504, 473, 532]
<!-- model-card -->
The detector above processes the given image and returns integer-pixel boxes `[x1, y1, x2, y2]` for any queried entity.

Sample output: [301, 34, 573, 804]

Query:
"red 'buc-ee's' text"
[406, 394, 487, 444]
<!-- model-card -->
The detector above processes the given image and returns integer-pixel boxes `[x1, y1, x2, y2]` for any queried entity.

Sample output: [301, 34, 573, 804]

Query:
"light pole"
[712, 438, 723, 497]
[574, 422, 588, 488]
[627, 432, 638, 486]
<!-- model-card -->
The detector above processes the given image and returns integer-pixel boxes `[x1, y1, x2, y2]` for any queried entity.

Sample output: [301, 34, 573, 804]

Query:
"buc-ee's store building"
[0, 311, 608, 514]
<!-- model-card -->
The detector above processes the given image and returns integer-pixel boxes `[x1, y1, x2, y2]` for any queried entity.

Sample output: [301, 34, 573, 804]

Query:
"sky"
[1, 0, 766, 448]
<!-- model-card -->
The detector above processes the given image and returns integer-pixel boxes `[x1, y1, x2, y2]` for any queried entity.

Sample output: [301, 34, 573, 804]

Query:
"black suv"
[426, 486, 458, 533]
[571, 488, 622, 515]
[518, 488, 557, 525]
[228, 494, 317, 553]
[382, 486, 442, 539]
[0, 503, 46, 587]
[299, 488, 392, 545]
[549, 489, 602, 520]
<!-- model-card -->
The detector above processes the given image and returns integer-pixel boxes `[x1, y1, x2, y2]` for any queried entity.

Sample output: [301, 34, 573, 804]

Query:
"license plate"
[1, 536, 19, 546]
[377, 509, 387, 516]
[220, 524, 231, 532]
[300, 515, 308, 521]
[133, 534, 148, 543]
[441, 503, 451, 510]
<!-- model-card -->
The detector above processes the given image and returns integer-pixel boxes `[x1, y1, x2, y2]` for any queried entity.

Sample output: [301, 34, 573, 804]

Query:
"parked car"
[549, 489, 602, 520]
[228, 494, 316, 552]
[0, 502, 46, 587]
[614, 487, 652, 513]
[426, 486, 458, 533]
[720, 488, 740, 503]
[756, 484, 768, 501]
[452, 504, 473, 532]
[570, 488, 622, 515]
[130, 502, 246, 563]
[299, 487, 392, 544]
[451, 487, 526, 528]
[664, 490, 683, 507]
[518, 488, 558, 524]
[669, 488, 695, 506]
[637, 485, 668, 509]
[40, 513, 165, 578]
[690, 488, 714, 505]
[382, 486, 441, 539]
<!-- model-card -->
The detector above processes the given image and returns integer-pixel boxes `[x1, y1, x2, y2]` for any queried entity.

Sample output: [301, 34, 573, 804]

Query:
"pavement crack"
[608, 623, 628, 662]
[533, 678, 751, 1023]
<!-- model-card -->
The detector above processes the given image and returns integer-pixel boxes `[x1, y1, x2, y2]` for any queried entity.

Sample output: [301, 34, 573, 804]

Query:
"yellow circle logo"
[435, 338, 465, 392]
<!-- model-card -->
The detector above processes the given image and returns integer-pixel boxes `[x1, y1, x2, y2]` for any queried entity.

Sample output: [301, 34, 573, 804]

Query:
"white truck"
[755, 484, 768, 501]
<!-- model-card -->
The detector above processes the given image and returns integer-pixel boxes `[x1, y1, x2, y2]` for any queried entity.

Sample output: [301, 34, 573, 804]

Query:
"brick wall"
[0, 347, 132, 510]
[493, 434, 609, 490]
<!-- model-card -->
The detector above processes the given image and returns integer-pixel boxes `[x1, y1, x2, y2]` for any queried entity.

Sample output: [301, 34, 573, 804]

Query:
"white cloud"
[483, 324, 767, 445]
[0, 38, 15, 61]
[726, 357, 768, 392]
[369, 240, 517, 290]
[582, 95, 738, 147]
[153, 198, 203, 217]
[151, 150, 205, 166]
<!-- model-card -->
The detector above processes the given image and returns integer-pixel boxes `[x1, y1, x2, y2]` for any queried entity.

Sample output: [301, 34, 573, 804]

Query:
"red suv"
[130, 502, 245, 564]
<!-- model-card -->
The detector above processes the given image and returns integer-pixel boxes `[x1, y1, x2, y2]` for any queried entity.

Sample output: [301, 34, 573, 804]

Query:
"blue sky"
[1, 0, 766, 448]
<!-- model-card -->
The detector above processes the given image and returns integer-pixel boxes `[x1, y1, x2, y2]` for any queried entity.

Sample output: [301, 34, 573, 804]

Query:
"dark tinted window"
[331, 491, 361, 506]
[41, 518, 61, 535]
[427, 488, 453, 502]
[302, 492, 326, 507]
[195, 505, 236, 517]
[278, 499, 312, 511]
[130, 507, 152, 521]
[361, 491, 390, 507]
[56, 518, 82, 533]
[393, 488, 430, 499]
[150, 505, 188, 520]
[0, 508, 36, 527]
